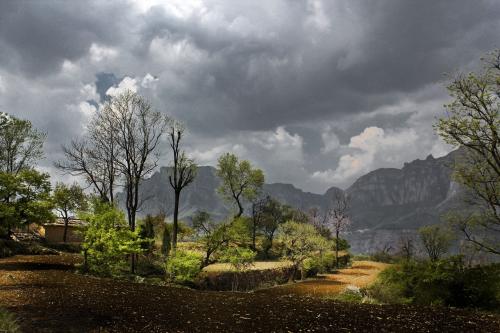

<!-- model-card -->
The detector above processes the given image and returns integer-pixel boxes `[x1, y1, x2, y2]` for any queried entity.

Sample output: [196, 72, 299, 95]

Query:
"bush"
[80, 203, 144, 276]
[166, 250, 203, 285]
[367, 256, 500, 309]
[0, 308, 20, 333]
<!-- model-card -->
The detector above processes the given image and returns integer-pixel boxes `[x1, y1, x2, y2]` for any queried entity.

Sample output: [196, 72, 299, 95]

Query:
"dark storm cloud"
[0, 0, 132, 76]
[0, 0, 498, 192]
[134, 0, 500, 134]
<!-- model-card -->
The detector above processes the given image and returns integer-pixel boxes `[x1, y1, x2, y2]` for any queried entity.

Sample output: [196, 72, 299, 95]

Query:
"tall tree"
[250, 196, 269, 251]
[0, 113, 45, 175]
[167, 121, 197, 251]
[327, 192, 351, 268]
[216, 153, 264, 218]
[436, 50, 500, 255]
[260, 198, 288, 258]
[107, 91, 169, 272]
[53, 182, 88, 242]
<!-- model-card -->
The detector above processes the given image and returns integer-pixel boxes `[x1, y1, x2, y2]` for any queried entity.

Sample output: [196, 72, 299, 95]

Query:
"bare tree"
[167, 120, 197, 251]
[327, 192, 351, 268]
[419, 225, 453, 261]
[398, 232, 416, 260]
[56, 103, 120, 204]
[103, 91, 169, 273]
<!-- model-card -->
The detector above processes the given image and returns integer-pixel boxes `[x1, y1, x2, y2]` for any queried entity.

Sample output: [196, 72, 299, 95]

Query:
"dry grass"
[261, 260, 390, 297]
[203, 260, 292, 272]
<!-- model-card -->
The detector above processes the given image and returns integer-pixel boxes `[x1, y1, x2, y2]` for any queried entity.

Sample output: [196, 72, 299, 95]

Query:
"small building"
[41, 218, 87, 243]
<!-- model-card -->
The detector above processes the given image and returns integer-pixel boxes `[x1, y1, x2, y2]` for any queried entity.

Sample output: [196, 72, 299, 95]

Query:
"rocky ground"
[1, 254, 499, 332]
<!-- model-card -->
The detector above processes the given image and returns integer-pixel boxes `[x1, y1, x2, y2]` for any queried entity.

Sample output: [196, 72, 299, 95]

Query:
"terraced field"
[1, 254, 499, 332]
[260, 261, 390, 297]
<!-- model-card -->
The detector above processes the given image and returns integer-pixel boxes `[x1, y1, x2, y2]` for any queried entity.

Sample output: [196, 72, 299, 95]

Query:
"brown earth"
[1, 254, 499, 332]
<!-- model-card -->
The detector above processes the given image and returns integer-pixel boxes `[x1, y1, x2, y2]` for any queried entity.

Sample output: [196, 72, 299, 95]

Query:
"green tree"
[167, 120, 197, 252]
[277, 221, 329, 280]
[53, 182, 88, 242]
[0, 170, 54, 238]
[260, 198, 289, 258]
[80, 202, 144, 275]
[192, 211, 231, 266]
[138, 215, 156, 254]
[435, 50, 500, 255]
[216, 153, 264, 218]
[419, 225, 454, 261]
[0, 112, 45, 175]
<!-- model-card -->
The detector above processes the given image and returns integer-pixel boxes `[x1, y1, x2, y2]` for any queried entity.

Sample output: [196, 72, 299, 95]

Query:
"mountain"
[123, 149, 463, 253]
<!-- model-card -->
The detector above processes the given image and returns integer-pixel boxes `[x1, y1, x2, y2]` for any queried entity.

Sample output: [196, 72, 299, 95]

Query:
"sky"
[0, 0, 498, 193]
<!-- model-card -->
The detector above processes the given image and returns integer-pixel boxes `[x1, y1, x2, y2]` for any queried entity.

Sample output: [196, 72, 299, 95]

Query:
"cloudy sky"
[0, 0, 498, 193]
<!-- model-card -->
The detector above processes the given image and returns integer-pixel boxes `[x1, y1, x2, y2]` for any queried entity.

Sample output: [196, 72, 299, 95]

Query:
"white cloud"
[312, 126, 420, 188]
[0, 75, 5, 93]
[320, 125, 340, 154]
[89, 43, 118, 63]
[141, 73, 159, 89]
[106, 76, 138, 96]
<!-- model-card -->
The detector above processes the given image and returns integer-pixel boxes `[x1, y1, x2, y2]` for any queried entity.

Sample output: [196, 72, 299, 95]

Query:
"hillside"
[123, 149, 463, 253]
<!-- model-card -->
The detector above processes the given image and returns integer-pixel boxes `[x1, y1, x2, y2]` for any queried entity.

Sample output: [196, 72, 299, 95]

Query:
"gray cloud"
[0, 0, 498, 193]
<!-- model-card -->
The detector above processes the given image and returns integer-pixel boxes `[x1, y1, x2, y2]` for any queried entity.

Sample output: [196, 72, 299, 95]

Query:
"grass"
[203, 260, 292, 272]
[0, 308, 20, 333]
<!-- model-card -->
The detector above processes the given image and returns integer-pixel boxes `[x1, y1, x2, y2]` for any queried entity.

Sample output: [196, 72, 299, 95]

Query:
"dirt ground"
[260, 261, 390, 297]
[1, 254, 499, 333]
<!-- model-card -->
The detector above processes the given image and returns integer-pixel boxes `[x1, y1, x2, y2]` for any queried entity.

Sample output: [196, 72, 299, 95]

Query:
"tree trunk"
[235, 199, 244, 218]
[63, 215, 69, 243]
[172, 190, 180, 251]
[335, 229, 339, 268]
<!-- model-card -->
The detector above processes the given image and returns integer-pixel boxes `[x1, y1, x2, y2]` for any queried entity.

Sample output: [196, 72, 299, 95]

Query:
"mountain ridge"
[123, 149, 462, 253]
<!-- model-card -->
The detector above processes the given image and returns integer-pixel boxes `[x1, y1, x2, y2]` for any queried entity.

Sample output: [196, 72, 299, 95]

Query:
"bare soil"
[1, 254, 499, 332]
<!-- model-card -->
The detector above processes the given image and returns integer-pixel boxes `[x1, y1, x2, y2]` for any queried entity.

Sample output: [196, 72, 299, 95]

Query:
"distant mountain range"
[122, 149, 464, 253]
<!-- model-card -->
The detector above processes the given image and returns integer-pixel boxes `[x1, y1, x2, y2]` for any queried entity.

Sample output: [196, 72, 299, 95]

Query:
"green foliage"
[419, 225, 454, 261]
[166, 250, 203, 284]
[216, 153, 264, 217]
[81, 203, 144, 276]
[228, 217, 252, 246]
[368, 257, 500, 309]
[192, 211, 231, 266]
[138, 215, 156, 253]
[53, 182, 87, 217]
[335, 238, 350, 251]
[0, 169, 54, 237]
[277, 221, 329, 278]
[0, 308, 20, 333]
[435, 50, 500, 255]
[219, 247, 256, 271]
[0, 112, 45, 174]
[161, 225, 171, 256]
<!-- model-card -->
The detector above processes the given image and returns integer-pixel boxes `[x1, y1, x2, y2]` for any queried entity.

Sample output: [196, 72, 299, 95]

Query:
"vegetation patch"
[0, 308, 20, 333]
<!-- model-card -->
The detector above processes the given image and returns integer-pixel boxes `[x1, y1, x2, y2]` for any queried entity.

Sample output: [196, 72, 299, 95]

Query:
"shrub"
[80, 203, 144, 276]
[367, 256, 500, 309]
[0, 308, 20, 333]
[166, 250, 203, 285]
[219, 247, 256, 271]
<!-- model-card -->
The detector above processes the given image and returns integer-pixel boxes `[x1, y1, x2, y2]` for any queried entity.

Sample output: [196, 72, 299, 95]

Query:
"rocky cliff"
[124, 149, 463, 253]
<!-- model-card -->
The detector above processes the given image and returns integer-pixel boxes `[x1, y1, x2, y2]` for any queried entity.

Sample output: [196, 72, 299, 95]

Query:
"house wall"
[43, 225, 83, 243]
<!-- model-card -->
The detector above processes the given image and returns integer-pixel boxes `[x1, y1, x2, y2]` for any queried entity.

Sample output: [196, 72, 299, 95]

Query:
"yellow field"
[260, 260, 390, 297]
[203, 260, 292, 272]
